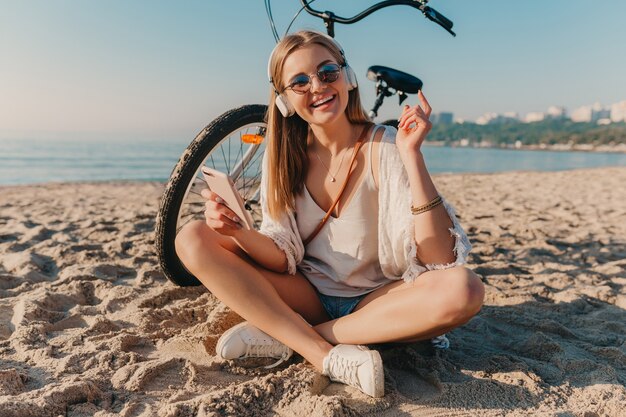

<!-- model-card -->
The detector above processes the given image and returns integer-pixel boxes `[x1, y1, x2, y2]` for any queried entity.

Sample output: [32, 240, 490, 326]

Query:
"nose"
[309, 74, 326, 94]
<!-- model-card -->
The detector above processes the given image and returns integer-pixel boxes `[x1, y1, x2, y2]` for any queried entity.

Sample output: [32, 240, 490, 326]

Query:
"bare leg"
[312, 266, 484, 345]
[175, 220, 332, 370]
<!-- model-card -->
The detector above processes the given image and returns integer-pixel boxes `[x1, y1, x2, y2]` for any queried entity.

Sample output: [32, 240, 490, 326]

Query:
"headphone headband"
[267, 31, 347, 89]
[267, 31, 357, 117]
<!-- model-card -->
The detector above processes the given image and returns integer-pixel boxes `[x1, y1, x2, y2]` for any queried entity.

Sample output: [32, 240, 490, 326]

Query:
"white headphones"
[267, 32, 358, 118]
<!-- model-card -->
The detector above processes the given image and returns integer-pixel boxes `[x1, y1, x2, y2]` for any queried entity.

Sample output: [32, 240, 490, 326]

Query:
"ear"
[344, 65, 358, 91]
[275, 93, 295, 117]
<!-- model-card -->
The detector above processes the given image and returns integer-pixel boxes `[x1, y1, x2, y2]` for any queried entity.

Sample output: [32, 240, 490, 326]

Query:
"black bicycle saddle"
[366, 65, 423, 94]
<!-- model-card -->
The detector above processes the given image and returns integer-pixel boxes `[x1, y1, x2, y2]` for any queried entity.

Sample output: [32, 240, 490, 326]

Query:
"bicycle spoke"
[177, 211, 206, 232]
[220, 143, 229, 173]
[228, 134, 232, 173]
[242, 152, 263, 199]
[235, 134, 245, 176]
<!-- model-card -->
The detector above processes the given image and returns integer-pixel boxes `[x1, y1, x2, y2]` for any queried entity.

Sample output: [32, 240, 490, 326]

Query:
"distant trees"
[427, 120, 626, 147]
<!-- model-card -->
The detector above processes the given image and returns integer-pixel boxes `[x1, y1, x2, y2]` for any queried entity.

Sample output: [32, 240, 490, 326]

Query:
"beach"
[1, 167, 625, 416]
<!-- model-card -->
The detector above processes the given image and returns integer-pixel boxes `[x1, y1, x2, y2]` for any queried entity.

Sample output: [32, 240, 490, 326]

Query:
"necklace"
[314, 144, 350, 182]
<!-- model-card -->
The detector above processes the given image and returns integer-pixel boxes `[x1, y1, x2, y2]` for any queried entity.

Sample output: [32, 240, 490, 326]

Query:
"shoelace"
[327, 353, 361, 388]
[243, 338, 291, 369]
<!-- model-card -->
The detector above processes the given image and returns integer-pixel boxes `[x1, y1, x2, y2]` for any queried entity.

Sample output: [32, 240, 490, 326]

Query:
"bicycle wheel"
[156, 104, 268, 286]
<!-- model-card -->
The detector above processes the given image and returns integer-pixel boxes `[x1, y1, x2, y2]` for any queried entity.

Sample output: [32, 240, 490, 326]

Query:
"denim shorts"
[317, 291, 370, 320]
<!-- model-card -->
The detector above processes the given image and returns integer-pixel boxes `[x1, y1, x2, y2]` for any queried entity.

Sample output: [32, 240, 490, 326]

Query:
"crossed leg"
[176, 221, 333, 370]
[175, 220, 484, 370]
[313, 267, 485, 345]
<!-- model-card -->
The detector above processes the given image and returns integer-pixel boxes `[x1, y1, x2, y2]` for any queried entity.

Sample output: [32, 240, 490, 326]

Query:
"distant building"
[592, 102, 610, 122]
[524, 106, 566, 123]
[476, 112, 518, 125]
[524, 112, 545, 123]
[571, 105, 593, 122]
[547, 106, 567, 119]
[571, 103, 610, 123]
[432, 112, 454, 125]
[610, 101, 626, 122]
[595, 112, 611, 123]
[476, 112, 497, 125]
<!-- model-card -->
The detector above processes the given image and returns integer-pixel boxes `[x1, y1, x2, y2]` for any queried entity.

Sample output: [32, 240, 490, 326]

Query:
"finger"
[205, 199, 224, 211]
[418, 90, 432, 118]
[218, 212, 244, 228]
[413, 113, 433, 133]
[209, 192, 227, 206]
[200, 188, 225, 204]
[400, 112, 430, 131]
[412, 108, 432, 127]
[200, 188, 212, 199]
[414, 105, 428, 119]
[205, 201, 242, 224]
[206, 218, 243, 232]
[398, 113, 415, 129]
[399, 113, 419, 130]
[205, 209, 243, 229]
[400, 106, 424, 128]
[398, 114, 407, 128]
[397, 104, 411, 121]
[398, 106, 417, 128]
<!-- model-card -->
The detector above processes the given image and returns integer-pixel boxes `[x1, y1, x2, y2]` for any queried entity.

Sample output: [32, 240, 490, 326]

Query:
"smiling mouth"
[311, 95, 336, 108]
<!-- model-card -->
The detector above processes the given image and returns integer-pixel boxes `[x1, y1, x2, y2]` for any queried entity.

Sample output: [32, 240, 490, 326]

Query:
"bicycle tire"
[156, 104, 268, 287]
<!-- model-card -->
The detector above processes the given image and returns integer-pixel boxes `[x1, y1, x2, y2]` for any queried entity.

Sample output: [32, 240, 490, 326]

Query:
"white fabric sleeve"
[378, 126, 428, 282]
[257, 152, 305, 275]
[424, 197, 472, 271]
[377, 126, 471, 283]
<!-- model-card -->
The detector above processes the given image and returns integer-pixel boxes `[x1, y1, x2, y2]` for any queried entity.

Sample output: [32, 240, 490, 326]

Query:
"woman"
[175, 30, 484, 398]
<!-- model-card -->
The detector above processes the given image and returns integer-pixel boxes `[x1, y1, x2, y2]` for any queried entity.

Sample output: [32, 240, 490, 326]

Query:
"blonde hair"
[265, 30, 371, 220]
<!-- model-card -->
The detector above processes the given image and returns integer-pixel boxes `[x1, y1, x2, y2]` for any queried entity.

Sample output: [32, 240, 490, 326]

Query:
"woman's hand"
[396, 90, 433, 156]
[201, 188, 244, 236]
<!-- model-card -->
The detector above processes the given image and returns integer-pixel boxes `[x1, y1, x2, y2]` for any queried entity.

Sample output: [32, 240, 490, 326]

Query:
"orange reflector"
[242, 134, 264, 144]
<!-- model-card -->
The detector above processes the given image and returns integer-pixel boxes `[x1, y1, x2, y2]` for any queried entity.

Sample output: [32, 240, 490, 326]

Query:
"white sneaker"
[322, 344, 384, 398]
[216, 321, 293, 369]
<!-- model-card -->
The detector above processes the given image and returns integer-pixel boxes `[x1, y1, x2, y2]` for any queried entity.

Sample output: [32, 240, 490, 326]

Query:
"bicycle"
[156, 0, 455, 286]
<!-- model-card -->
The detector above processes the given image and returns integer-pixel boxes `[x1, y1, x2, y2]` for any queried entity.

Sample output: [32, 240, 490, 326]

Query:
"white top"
[259, 125, 472, 285]
[295, 127, 390, 296]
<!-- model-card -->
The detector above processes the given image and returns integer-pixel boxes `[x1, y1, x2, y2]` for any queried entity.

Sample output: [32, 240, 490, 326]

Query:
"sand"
[0, 167, 625, 417]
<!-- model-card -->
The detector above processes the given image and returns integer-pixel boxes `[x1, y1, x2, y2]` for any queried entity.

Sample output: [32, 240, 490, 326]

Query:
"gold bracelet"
[411, 195, 443, 215]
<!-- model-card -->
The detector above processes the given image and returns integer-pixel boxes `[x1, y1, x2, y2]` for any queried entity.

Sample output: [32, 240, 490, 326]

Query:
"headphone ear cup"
[275, 93, 295, 117]
[344, 65, 358, 91]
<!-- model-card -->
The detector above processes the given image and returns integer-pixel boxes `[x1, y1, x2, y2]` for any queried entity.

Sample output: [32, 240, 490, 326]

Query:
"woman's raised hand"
[201, 188, 244, 236]
[396, 90, 433, 155]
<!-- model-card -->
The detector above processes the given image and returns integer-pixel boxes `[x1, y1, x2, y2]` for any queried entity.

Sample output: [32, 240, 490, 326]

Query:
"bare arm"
[403, 151, 456, 265]
[201, 188, 288, 273]
[230, 228, 288, 273]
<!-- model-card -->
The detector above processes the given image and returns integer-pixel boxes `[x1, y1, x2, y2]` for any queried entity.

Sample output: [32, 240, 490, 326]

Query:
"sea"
[0, 137, 624, 186]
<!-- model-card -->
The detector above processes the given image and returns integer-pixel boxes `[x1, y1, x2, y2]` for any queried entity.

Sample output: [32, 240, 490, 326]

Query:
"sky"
[1, 0, 625, 141]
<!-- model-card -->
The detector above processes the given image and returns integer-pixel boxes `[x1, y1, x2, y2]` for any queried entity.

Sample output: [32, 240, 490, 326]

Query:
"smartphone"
[200, 167, 253, 230]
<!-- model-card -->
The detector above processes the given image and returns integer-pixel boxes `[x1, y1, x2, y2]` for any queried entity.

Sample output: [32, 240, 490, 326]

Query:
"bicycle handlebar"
[300, 0, 455, 37]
